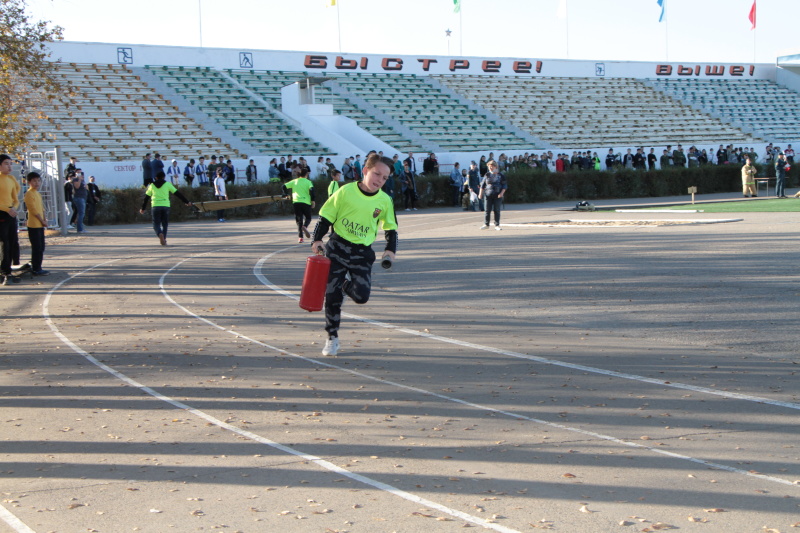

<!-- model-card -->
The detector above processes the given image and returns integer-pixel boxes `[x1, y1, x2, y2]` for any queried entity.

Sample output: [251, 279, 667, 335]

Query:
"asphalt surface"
[2, 191, 799, 533]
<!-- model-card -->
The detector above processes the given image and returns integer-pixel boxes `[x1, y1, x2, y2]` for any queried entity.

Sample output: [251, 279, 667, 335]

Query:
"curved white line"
[42, 255, 521, 533]
[0, 504, 36, 533]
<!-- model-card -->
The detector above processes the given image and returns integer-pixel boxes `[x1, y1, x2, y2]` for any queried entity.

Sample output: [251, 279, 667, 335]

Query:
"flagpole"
[336, 0, 342, 53]
[665, 2, 669, 61]
[565, 0, 570, 59]
[459, 3, 463, 55]
[198, 0, 203, 47]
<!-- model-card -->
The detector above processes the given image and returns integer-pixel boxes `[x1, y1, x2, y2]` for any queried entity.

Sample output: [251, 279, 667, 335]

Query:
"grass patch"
[649, 199, 800, 213]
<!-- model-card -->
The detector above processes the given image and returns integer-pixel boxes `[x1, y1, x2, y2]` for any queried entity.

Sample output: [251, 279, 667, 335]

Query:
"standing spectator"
[605, 149, 616, 171]
[401, 161, 417, 211]
[268, 158, 280, 182]
[278, 156, 290, 180]
[315, 156, 328, 181]
[224, 159, 236, 185]
[64, 156, 78, 177]
[352, 154, 363, 181]
[213, 168, 228, 222]
[785, 144, 795, 165]
[449, 162, 463, 206]
[673, 146, 687, 167]
[195, 157, 208, 186]
[422, 153, 439, 176]
[404, 152, 418, 177]
[23, 172, 49, 276]
[245, 159, 258, 182]
[555, 155, 566, 173]
[283, 167, 315, 243]
[659, 150, 671, 169]
[392, 154, 403, 182]
[623, 148, 634, 169]
[140, 170, 192, 246]
[151, 153, 165, 181]
[775, 152, 788, 198]
[716, 145, 728, 165]
[325, 157, 336, 178]
[64, 173, 75, 229]
[742, 156, 757, 198]
[687, 147, 699, 168]
[341, 157, 353, 182]
[142, 153, 152, 187]
[71, 174, 89, 234]
[184, 159, 196, 187]
[166, 159, 181, 185]
[86, 176, 101, 226]
[207, 155, 219, 182]
[592, 152, 601, 170]
[698, 149, 709, 165]
[467, 161, 482, 212]
[647, 148, 657, 170]
[0, 155, 21, 285]
[479, 160, 507, 231]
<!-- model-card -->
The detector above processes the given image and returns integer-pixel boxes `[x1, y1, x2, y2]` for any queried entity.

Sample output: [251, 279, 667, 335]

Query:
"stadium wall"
[48, 41, 775, 80]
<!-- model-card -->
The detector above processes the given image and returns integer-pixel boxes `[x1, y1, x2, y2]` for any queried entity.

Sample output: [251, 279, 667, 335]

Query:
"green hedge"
[92, 166, 798, 225]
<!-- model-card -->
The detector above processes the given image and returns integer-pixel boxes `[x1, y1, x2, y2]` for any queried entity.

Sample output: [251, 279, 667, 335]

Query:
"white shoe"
[495, 225, 502, 231]
[480, 225, 489, 230]
[405, 208, 410, 211]
[322, 337, 339, 356]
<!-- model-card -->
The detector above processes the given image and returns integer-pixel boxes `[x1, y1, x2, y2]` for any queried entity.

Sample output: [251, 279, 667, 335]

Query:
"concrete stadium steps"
[434, 75, 754, 148]
[31, 63, 240, 161]
[227, 70, 425, 153]
[329, 73, 534, 152]
[147, 66, 333, 156]
[647, 78, 800, 143]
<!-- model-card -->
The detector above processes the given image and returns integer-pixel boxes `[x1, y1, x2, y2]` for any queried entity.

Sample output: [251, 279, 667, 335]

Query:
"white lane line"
[240, 250, 799, 488]
[42, 258, 521, 533]
[0, 504, 36, 533]
[254, 254, 800, 412]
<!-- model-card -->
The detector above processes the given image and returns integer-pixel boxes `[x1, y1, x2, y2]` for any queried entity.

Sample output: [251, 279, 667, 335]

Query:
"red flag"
[749, 0, 756, 30]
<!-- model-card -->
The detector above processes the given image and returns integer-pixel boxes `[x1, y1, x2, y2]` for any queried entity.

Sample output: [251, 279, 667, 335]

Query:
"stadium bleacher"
[146, 66, 329, 156]
[31, 58, 800, 165]
[433, 75, 755, 148]
[330, 73, 534, 152]
[647, 78, 800, 143]
[30, 63, 240, 161]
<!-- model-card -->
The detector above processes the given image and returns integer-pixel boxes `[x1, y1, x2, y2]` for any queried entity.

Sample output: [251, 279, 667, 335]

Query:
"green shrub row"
[91, 165, 797, 225]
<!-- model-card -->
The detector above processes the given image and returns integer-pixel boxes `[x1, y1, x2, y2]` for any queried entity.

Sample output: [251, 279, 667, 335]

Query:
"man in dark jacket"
[142, 153, 152, 187]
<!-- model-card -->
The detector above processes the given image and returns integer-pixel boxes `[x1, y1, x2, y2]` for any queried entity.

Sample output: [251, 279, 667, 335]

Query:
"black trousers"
[293, 203, 312, 237]
[0, 215, 19, 274]
[324, 235, 375, 338]
[27, 227, 45, 271]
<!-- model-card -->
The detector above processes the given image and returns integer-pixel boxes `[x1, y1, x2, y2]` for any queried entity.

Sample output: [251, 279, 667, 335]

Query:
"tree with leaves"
[0, 0, 67, 154]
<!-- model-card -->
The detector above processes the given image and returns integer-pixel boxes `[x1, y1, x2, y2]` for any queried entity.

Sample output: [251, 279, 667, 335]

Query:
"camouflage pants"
[324, 234, 375, 338]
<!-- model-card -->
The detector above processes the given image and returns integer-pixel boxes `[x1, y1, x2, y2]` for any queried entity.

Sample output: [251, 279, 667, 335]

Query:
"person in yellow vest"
[23, 172, 49, 276]
[139, 170, 192, 246]
[0, 155, 21, 285]
[283, 167, 316, 243]
[311, 154, 398, 357]
[741, 156, 757, 198]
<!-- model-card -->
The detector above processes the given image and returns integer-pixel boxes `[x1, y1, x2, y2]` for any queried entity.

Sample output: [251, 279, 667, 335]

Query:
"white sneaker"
[495, 225, 502, 231]
[480, 225, 489, 230]
[322, 337, 340, 356]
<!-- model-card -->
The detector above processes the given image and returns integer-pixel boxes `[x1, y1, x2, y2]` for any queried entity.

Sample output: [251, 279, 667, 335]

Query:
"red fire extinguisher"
[299, 254, 331, 312]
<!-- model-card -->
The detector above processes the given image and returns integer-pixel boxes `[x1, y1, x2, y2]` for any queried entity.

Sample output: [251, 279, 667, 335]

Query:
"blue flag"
[657, 0, 665, 22]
